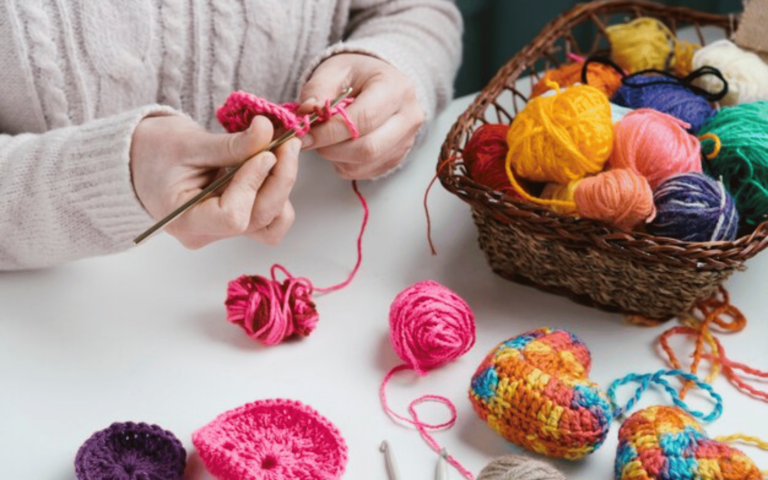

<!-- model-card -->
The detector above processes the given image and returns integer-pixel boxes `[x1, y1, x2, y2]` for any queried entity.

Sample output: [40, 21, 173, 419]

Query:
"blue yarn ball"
[612, 75, 715, 134]
[647, 173, 739, 242]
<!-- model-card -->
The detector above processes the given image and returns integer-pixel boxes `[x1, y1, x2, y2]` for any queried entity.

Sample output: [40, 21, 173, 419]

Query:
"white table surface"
[2, 84, 768, 480]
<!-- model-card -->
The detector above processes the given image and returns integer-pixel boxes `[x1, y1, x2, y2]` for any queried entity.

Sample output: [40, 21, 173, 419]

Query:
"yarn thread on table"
[192, 399, 348, 480]
[692, 39, 768, 106]
[659, 286, 768, 403]
[219, 92, 367, 346]
[380, 280, 476, 479]
[574, 168, 656, 230]
[610, 109, 702, 190]
[606, 17, 699, 76]
[75, 422, 186, 480]
[648, 173, 739, 242]
[505, 82, 613, 206]
[615, 406, 763, 480]
[477, 454, 567, 480]
[699, 101, 768, 227]
[469, 328, 613, 460]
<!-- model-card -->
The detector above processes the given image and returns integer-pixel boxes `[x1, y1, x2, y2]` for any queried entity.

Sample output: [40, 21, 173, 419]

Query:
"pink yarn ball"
[610, 109, 702, 189]
[388, 280, 476, 375]
[575, 168, 656, 231]
[225, 274, 318, 346]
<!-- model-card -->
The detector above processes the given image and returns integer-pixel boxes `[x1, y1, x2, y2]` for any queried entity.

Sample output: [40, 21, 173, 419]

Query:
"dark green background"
[454, 0, 743, 96]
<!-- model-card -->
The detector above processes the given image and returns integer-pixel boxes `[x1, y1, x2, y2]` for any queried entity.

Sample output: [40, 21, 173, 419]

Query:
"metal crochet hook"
[435, 448, 448, 480]
[380, 440, 401, 480]
[132, 87, 354, 245]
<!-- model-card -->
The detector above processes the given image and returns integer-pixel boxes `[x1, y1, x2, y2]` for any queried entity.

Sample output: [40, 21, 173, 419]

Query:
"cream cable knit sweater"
[0, 0, 462, 270]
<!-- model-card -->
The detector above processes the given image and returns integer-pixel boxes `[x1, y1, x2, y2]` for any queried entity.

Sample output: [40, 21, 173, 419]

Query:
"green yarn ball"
[700, 101, 768, 227]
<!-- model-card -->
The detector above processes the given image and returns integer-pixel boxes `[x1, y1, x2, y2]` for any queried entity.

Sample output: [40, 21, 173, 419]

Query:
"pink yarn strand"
[379, 365, 474, 480]
[315, 180, 367, 294]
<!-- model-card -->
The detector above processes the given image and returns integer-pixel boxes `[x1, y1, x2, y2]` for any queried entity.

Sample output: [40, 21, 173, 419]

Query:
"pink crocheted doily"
[192, 399, 348, 480]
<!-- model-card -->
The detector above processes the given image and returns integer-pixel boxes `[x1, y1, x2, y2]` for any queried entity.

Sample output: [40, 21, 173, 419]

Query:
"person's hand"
[130, 115, 299, 249]
[298, 53, 425, 179]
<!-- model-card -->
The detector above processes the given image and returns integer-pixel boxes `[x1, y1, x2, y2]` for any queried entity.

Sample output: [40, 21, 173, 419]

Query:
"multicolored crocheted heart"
[616, 405, 761, 480]
[192, 399, 348, 480]
[469, 327, 612, 459]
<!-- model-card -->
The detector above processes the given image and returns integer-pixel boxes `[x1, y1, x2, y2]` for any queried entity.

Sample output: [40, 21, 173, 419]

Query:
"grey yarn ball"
[477, 454, 567, 480]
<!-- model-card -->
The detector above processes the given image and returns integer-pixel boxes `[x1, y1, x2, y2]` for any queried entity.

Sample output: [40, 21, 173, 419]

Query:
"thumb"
[196, 115, 274, 167]
[298, 58, 353, 113]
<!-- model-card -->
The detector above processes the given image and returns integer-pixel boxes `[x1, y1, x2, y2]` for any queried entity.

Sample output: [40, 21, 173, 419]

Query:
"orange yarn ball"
[531, 62, 623, 99]
[610, 109, 702, 190]
[574, 168, 656, 230]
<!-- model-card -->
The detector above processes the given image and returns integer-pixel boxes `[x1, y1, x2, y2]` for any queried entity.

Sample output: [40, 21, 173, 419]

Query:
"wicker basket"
[438, 0, 768, 322]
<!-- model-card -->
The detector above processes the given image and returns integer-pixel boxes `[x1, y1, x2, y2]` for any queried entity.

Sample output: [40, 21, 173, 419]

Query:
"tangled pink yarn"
[381, 280, 477, 479]
[226, 265, 319, 346]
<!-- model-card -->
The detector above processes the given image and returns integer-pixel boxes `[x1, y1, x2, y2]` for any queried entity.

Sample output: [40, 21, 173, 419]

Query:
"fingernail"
[301, 133, 315, 149]
[261, 155, 276, 172]
[300, 97, 318, 109]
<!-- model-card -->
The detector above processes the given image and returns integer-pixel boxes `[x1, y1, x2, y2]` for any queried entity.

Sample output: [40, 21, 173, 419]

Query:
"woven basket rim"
[438, 0, 768, 271]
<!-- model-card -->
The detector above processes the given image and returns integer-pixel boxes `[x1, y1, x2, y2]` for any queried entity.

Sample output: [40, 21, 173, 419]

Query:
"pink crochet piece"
[217, 90, 358, 138]
[192, 399, 348, 480]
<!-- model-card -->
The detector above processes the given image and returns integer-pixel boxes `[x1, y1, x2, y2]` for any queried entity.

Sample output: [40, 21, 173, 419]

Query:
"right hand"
[130, 114, 299, 249]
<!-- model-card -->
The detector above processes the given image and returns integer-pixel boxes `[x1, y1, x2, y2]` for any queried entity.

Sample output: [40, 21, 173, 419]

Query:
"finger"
[169, 152, 276, 236]
[249, 138, 300, 230]
[302, 79, 403, 150]
[247, 201, 296, 246]
[317, 112, 417, 176]
[194, 116, 274, 167]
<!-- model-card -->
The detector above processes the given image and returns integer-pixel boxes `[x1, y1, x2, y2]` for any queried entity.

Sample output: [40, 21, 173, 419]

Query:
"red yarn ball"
[463, 124, 520, 195]
[225, 274, 319, 346]
[388, 280, 476, 375]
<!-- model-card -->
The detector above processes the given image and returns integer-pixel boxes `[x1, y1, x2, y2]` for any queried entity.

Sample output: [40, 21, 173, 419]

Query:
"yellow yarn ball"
[607, 17, 698, 75]
[505, 83, 613, 207]
[541, 179, 583, 215]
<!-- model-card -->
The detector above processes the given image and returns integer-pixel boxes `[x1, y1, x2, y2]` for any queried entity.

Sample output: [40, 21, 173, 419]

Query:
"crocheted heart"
[74, 422, 186, 480]
[469, 327, 612, 459]
[616, 405, 761, 480]
[193, 399, 348, 480]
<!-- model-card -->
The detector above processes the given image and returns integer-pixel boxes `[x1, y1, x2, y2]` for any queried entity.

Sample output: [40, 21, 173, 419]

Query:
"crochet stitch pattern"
[74, 422, 186, 480]
[469, 328, 612, 459]
[616, 405, 761, 480]
[192, 399, 348, 480]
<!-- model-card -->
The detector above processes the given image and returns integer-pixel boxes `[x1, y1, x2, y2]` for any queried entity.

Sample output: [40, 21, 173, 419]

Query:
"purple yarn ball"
[612, 75, 715, 134]
[647, 173, 739, 242]
[75, 422, 186, 480]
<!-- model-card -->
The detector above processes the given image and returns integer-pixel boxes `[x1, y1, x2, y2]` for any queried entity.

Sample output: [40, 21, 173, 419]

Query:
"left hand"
[298, 53, 425, 179]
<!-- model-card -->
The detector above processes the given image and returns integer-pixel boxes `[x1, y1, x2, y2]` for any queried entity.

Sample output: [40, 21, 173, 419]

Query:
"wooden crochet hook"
[132, 86, 354, 245]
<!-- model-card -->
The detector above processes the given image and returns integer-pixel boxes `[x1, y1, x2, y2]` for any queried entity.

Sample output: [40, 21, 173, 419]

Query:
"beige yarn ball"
[477, 454, 567, 480]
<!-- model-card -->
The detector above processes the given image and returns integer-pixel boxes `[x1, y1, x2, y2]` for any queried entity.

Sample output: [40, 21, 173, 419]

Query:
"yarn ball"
[531, 61, 623, 98]
[699, 101, 768, 226]
[506, 84, 613, 189]
[75, 422, 186, 480]
[541, 180, 582, 215]
[192, 399, 348, 480]
[469, 328, 612, 459]
[226, 274, 318, 346]
[389, 280, 475, 375]
[692, 39, 768, 106]
[606, 17, 698, 76]
[539, 87, 634, 123]
[610, 109, 702, 189]
[477, 454, 567, 480]
[616, 406, 761, 480]
[575, 168, 656, 230]
[612, 74, 716, 133]
[464, 124, 518, 195]
[648, 173, 739, 242]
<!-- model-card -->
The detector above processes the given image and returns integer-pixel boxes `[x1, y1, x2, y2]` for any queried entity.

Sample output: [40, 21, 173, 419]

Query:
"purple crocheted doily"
[74, 422, 186, 480]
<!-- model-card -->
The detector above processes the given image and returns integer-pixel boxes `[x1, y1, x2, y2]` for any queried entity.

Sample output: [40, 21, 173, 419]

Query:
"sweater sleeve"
[300, 0, 463, 126]
[0, 105, 178, 270]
